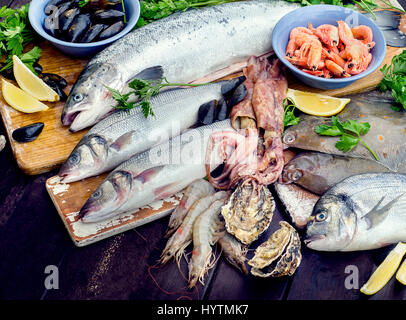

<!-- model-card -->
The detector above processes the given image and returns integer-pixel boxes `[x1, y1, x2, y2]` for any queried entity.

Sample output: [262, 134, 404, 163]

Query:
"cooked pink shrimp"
[286, 27, 317, 57]
[337, 20, 354, 45]
[160, 191, 229, 268]
[188, 199, 227, 288]
[340, 40, 372, 75]
[165, 179, 215, 238]
[351, 25, 373, 45]
[313, 24, 339, 50]
[325, 59, 350, 78]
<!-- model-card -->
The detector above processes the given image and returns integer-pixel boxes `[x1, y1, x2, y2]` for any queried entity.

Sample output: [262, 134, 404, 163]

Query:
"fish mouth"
[304, 234, 326, 245]
[61, 110, 80, 126]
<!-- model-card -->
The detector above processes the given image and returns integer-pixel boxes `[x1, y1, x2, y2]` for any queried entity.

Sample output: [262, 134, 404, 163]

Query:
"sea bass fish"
[59, 81, 240, 183]
[79, 120, 235, 223]
[282, 91, 406, 172]
[281, 151, 406, 195]
[305, 173, 406, 251]
[61, 0, 299, 131]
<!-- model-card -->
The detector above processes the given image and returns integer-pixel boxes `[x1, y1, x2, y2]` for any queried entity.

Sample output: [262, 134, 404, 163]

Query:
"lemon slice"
[2, 79, 49, 113]
[12, 55, 59, 102]
[360, 242, 406, 295]
[286, 89, 350, 117]
[395, 252, 406, 285]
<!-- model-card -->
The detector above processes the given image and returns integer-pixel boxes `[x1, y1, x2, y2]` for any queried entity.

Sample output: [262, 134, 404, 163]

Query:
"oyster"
[221, 181, 275, 245]
[0, 135, 6, 152]
[249, 221, 302, 278]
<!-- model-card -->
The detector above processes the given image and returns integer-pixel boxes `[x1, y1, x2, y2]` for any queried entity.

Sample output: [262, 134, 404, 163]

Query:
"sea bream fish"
[282, 91, 406, 172]
[79, 120, 235, 223]
[280, 151, 406, 195]
[305, 173, 406, 251]
[61, 0, 299, 131]
[58, 80, 242, 183]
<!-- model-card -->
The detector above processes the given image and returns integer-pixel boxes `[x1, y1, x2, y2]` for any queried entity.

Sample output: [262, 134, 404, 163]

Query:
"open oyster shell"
[221, 181, 275, 245]
[249, 221, 302, 278]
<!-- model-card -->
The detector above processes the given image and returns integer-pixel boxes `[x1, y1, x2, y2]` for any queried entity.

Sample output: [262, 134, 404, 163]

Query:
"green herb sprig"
[106, 77, 210, 118]
[378, 50, 406, 111]
[315, 116, 378, 160]
[0, 4, 41, 74]
[283, 98, 300, 129]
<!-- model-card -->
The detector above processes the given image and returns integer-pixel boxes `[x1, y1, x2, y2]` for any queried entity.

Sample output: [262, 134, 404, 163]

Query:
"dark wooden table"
[1, 0, 406, 301]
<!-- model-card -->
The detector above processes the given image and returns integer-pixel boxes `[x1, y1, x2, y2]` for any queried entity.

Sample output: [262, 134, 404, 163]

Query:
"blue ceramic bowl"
[29, 0, 140, 58]
[272, 4, 386, 90]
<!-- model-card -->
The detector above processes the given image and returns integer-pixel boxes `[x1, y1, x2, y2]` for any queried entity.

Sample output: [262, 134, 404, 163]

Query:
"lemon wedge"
[395, 252, 406, 285]
[360, 242, 406, 295]
[286, 89, 350, 117]
[2, 79, 49, 113]
[12, 55, 59, 102]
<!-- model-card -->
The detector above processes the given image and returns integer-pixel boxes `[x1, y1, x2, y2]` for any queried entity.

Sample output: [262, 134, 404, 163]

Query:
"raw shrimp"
[160, 191, 229, 267]
[188, 199, 227, 288]
[165, 179, 215, 238]
[218, 232, 248, 274]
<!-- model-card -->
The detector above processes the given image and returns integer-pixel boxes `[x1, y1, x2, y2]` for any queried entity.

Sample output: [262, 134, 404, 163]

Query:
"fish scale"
[62, 0, 299, 131]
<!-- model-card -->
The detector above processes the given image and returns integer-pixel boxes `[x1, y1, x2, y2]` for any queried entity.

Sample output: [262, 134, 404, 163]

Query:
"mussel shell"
[98, 20, 124, 40]
[67, 14, 91, 42]
[215, 98, 228, 121]
[45, 0, 67, 14]
[0, 65, 15, 80]
[227, 83, 247, 108]
[59, 7, 81, 33]
[12, 123, 45, 143]
[33, 62, 43, 75]
[84, 0, 121, 10]
[198, 100, 217, 125]
[80, 23, 106, 43]
[221, 76, 246, 97]
[93, 9, 125, 22]
[40, 73, 67, 88]
[42, 79, 68, 101]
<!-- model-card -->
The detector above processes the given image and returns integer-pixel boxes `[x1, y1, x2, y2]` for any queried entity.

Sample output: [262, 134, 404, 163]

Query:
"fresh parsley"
[107, 77, 210, 118]
[0, 4, 41, 74]
[315, 116, 378, 160]
[377, 50, 406, 111]
[283, 98, 300, 129]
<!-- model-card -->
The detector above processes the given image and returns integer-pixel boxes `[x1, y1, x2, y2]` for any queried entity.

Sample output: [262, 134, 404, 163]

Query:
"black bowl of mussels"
[28, 0, 140, 57]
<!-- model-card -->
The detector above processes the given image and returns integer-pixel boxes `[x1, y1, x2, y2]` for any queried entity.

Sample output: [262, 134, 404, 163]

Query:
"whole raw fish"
[61, 0, 299, 131]
[79, 120, 235, 223]
[305, 173, 406, 251]
[59, 81, 240, 183]
[282, 91, 406, 172]
[280, 151, 406, 195]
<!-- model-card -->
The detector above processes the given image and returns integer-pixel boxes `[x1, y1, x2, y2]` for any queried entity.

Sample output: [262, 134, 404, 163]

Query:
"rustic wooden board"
[45, 173, 183, 247]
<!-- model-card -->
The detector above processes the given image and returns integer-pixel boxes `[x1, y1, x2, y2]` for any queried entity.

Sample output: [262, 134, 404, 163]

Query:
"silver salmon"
[282, 91, 406, 172]
[305, 173, 406, 251]
[59, 81, 239, 183]
[79, 120, 235, 223]
[61, 0, 299, 131]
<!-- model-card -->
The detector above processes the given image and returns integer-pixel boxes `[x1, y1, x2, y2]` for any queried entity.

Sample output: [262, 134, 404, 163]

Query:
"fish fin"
[110, 131, 134, 151]
[128, 66, 164, 83]
[373, 143, 406, 172]
[362, 193, 406, 230]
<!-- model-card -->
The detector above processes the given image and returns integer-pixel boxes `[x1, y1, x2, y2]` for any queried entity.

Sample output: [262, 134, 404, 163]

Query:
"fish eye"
[73, 93, 83, 102]
[315, 211, 328, 222]
[290, 170, 302, 181]
[283, 133, 295, 144]
[91, 190, 102, 199]
[69, 153, 80, 165]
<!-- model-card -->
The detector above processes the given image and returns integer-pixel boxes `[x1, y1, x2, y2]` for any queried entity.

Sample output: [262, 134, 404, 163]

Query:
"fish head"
[59, 134, 109, 183]
[61, 62, 121, 132]
[304, 193, 357, 251]
[79, 170, 133, 223]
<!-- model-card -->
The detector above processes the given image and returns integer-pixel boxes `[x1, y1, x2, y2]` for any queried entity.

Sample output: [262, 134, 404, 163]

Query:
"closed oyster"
[221, 181, 275, 245]
[249, 221, 302, 278]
